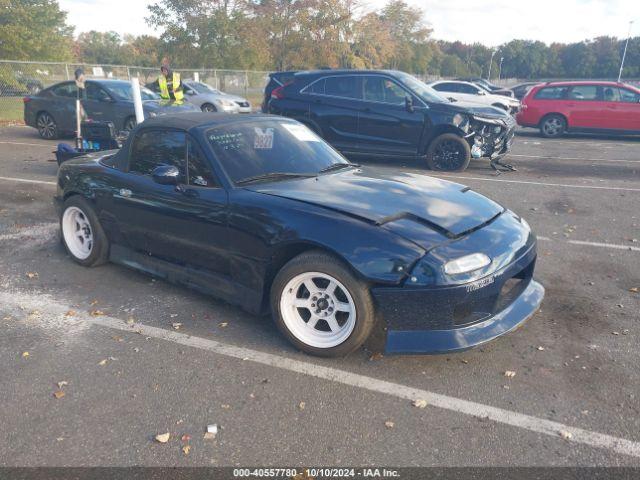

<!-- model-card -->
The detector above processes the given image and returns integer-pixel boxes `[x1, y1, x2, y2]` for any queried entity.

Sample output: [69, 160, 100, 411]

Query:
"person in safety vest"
[154, 63, 184, 102]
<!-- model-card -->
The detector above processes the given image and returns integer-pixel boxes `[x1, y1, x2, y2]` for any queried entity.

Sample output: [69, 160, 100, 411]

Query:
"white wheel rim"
[62, 206, 94, 260]
[280, 272, 357, 349]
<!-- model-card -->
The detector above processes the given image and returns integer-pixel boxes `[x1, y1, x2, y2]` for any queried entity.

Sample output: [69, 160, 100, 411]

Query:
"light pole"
[498, 57, 504, 80]
[488, 49, 497, 80]
[618, 20, 635, 83]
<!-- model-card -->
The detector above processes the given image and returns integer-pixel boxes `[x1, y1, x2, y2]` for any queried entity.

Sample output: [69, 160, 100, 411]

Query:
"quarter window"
[324, 76, 360, 99]
[363, 76, 407, 104]
[616, 88, 640, 103]
[307, 78, 326, 95]
[129, 129, 186, 182]
[534, 87, 568, 100]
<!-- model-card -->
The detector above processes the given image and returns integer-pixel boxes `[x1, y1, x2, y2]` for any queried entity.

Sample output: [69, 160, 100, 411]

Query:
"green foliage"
[0, 0, 73, 60]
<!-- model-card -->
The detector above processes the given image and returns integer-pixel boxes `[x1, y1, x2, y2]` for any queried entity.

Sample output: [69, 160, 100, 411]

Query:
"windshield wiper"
[318, 162, 360, 174]
[235, 172, 316, 186]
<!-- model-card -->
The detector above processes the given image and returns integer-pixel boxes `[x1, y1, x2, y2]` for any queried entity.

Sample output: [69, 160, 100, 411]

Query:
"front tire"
[60, 196, 109, 267]
[271, 251, 376, 357]
[539, 114, 566, 138]
[201, 103, 217, 112]
[36, 112, 58, 139]
[425, 133, 471, 172]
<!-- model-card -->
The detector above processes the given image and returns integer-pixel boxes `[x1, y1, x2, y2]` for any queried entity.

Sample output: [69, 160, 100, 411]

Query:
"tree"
[75, 31, 126, 65]
[0, 0, 73, 60]
[379, 0, 431, 71]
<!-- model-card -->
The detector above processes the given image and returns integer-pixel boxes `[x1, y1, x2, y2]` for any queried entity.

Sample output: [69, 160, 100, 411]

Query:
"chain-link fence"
[0, 60, 271, 122]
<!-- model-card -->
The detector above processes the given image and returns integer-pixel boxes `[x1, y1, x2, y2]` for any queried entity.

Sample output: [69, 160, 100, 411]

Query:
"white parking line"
[3, 289, 640, 459]
[538, 236, 640, 252]
[511, 154, 640, 164]
[431, 175, 640, 192]
[519, 138, 640, 148]
[0, 176, 56, 186]
[0, 141, 52, 148]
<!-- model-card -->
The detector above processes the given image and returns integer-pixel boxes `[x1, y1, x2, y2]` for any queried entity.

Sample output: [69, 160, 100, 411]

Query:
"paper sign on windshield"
[282, 123, 320, 142]
[254, 127, 274, 149]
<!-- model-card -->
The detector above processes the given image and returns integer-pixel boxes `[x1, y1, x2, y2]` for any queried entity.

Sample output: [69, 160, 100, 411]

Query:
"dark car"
[24, 79, 199, 139]
[55, 113, 543, 357]
[261, 71, 297, 113]
[267, 69, 516, 171]
[510, 82, 542, 101]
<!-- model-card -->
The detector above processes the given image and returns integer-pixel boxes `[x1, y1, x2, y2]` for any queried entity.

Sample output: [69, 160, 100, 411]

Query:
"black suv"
[268, 70, 516, 171]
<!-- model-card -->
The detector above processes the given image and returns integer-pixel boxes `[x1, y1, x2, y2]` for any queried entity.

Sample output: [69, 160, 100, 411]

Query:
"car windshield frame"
[205, 119, 351, 186]
[394, 72, 448, 104]
[102, 82, 160, 101]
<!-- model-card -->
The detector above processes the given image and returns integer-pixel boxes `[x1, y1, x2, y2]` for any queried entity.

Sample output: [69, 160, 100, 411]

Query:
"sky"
[59, 0, 637, 46]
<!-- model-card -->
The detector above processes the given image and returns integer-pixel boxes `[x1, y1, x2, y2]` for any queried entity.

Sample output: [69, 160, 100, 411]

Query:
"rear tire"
[60, 196, 109, 267]
[539, 114, 566, 138]
[425, 133, 471, 172]
[270, 251, 375, 357]
[36, 112, 58, 139]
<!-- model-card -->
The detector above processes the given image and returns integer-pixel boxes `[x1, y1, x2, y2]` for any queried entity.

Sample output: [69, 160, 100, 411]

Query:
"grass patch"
[0, 96, 25, 123]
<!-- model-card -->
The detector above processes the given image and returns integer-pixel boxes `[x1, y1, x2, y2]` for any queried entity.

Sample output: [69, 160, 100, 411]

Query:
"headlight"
[148, 111, 157, 117]
[452, 113, 469, 132]
[444, 253, 491, 275]
[220, 99, 236, 107]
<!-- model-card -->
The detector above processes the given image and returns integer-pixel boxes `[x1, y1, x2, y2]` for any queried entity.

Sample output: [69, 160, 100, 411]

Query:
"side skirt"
[109, 244, 264, 315]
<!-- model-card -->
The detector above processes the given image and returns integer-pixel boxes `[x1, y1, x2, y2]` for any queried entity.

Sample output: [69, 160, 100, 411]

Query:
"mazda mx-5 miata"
[55, 113, 544, 357]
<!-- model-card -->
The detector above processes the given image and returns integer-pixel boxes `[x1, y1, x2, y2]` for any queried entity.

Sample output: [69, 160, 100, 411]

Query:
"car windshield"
[103, 82, 159, 101]
[207, 120, 349, 184]
[395, 72, 447, 103]
[189, 82, 220, 94]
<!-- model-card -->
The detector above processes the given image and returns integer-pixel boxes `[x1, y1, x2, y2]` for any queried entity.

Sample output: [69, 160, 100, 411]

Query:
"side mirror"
[478, 90, 486, 96]
[151, 165, 180, 185]
[187, 90, 196, 96]
[405, 95, 414, 113]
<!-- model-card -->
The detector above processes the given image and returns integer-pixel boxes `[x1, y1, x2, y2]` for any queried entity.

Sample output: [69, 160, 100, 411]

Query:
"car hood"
[430, 100, 508, 119]
[247, 169, 504, 243]
[142, 100, 199, 112]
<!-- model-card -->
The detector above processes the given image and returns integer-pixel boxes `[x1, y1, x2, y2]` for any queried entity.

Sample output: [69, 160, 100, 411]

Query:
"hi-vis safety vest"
[158, 72, 184, 101]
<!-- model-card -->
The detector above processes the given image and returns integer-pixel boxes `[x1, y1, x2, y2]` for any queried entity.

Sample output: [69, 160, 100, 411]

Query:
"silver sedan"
[183, 81, 252, 113]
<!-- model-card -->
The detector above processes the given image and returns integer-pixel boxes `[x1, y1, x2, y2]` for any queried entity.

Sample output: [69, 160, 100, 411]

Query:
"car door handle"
[118, 188, 132, 198]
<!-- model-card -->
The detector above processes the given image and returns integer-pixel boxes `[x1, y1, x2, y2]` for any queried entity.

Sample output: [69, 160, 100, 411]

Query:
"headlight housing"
[452, 113, 470, 132]
[219, 99, 236, 107]
[444, 253, 491, 275]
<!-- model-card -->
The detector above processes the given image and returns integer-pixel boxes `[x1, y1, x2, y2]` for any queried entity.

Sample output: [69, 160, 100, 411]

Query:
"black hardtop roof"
[137, 112, 283, 131]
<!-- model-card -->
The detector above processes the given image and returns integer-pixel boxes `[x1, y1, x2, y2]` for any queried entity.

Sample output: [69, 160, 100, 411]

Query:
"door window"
[363, 76, 407, 104]
[458, 83, 481, 94]
[324, 76, 361, 99]
[615, 88, 640, 103]
[432, 83, 459, 92]
[187, 138, 219, 187]
[86, 83, 112, 102]
[51, 82, 77, 98]
[568, 85, 599, 101]
[129, 129, 186, 182]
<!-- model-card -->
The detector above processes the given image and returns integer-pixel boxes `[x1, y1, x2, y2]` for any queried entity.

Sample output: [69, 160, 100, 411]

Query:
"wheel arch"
[421, 125, 466, 154]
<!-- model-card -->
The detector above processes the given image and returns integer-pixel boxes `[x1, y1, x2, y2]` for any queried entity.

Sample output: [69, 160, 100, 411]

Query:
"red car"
[516, 81, 640, 138]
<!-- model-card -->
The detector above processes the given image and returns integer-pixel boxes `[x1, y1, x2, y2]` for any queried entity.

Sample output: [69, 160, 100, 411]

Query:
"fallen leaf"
[90, 310, 105, 317]
[21, 351, 29, 358]
[112, 336, 123, 342]
[171, 322, 182, 330]
[369, 352, 384, 361]
[629, 287, 639, 293]
[412, 399, 428, 409]
[460, 359, 469, 364]
[98, 359, 108, 366]
[203, 432, 216, 440]
[504, 370, 516, 378]
[537, 346, 545, 351]
[181, 434, 191, 442]
[182, 445, 191, 455]
[298, 401, 306, 410]
[90, 299, 99, 306]
[126, 317, 135, 324]
[221, 404, 230, 409]
[207, 424, 218, 434]
[155, 432, 170, 443]
[384, 420, 395, 429]
[170, 313, 178, 318]
[26, 272, 39, 279]
[57, 381, 68, 389]
[218, 322, 228, 328]
[559, 430, 573, 440]
[64, 310, 76, 317]
[53, 390, 65, 399]
[612, 331, 620, 336]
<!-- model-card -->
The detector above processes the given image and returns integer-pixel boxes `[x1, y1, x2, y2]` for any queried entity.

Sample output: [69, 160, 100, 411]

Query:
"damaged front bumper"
[465, 115, 516, 160]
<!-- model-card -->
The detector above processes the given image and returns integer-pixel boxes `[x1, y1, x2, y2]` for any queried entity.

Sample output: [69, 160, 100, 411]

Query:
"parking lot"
[1, 125, 639, 467]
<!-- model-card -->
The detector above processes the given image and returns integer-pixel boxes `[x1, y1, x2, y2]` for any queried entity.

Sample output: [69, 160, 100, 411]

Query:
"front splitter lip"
[383, 279, 544, 355]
